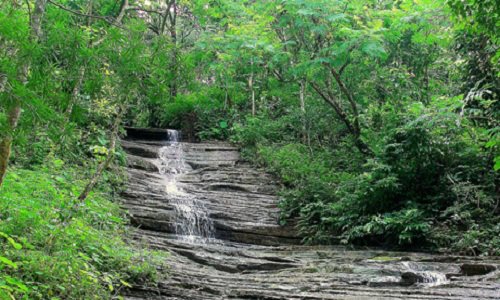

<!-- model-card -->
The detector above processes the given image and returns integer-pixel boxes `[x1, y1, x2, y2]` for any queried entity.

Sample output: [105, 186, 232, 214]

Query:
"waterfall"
[400, 261, 448, 287]
[159, 129, 214, 242]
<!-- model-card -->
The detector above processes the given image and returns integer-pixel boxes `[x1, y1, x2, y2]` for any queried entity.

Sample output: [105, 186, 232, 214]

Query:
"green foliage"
[258, 144, 338, 218]
[237, 96, 499, 253]
[0, 0, 498, 277]
[0, 165, 164, 299]
[160, 94, 198, 129]
[0, 2, 172, 297]
[205, 0, 499, 255]
[447, 0, 499, 37]
[157, 90, 232, 140]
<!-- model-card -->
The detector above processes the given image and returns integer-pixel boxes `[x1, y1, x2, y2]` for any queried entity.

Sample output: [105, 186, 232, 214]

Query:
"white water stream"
[159, 130, 214, 243]
[401, 261, 449, 287]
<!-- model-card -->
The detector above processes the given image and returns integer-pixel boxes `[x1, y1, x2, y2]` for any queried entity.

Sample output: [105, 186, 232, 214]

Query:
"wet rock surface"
[120, 131, 500, 299]
[460, 263, 497, 276]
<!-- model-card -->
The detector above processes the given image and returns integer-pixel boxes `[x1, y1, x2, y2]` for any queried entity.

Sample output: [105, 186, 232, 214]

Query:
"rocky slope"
[120, 128, 500, 299]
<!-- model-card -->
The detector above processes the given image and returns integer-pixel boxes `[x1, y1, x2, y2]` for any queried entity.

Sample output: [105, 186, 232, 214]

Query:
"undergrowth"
[0, 160, 165, 299]
[230, 101, 500, 256]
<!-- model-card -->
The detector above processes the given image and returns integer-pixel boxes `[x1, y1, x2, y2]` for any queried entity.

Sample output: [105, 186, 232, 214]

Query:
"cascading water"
[159, 129, 214, 242]
[400, 261, 448, 287]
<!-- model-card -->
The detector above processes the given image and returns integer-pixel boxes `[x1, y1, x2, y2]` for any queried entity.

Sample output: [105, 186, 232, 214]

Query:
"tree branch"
[310, 80, 372, 155]
[126, 6, 164, 15]
[115, 0, 128, 24]
[309, 81, 356, 134]
[273, 69, 284, 81]
[47, 0, 125, 29]
[338, 59, 350, 75]
[78, 108, 123, 201]
[326, 64, 360, 134]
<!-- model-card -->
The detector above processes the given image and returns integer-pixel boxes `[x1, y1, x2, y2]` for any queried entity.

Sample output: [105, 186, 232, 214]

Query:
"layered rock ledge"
[120, 130, 500, 299]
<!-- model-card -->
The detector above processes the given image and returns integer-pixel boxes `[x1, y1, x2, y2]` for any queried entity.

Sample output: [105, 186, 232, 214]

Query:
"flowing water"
[400, 261, 449, 287]
[158, 129, 214, 242]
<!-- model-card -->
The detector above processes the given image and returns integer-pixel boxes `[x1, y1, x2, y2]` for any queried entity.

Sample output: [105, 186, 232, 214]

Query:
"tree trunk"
[299, 80, 308, 144]
[76, 0, 128, 197]
[65, 66, 86, 121]
[65, 0, 128, 122]
[309, 81, 372, 155]
[31, 0, 47, 39]
[329, 67, 361, 137]
[0, 74, 6, 92]
[328, 68, 372, 155]
[250, 59, 255, 116]
[78, 113, 121, 201]
[70, 0, 129, 202]
[169, 0, 177, 99]
[0, 0, 47, 187]
[224, 86, 229, 110]
[0, 105, 21, 185]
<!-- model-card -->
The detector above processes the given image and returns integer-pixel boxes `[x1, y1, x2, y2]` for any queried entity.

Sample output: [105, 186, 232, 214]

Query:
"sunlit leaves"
[447, 0, 499, 38]
[361, 40, 387, 59]
[0, 233, 22, 250]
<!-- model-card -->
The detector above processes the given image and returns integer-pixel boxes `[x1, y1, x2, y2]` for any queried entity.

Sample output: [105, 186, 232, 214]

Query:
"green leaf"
[97, 136, 107, 146]
[219, 121, 228, 129]
[120, 279, 132, 288]
[297, 9, 315, 16]
[361, 40, 387, 59]
[78, 252, 91, 261]
[55, 176, 66, 183]
[0, 257, 18, 269]
[485, 140, 497, 148]
[0, 284, 14, 292]
[0, 232, 22, 250]
[5, 276, 28, 292]
[52, 159, 65, 168]
[327, 13, 347, 23]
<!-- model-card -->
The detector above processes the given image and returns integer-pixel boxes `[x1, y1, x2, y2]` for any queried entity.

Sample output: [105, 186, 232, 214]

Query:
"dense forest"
[0, 0, 499, 298]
